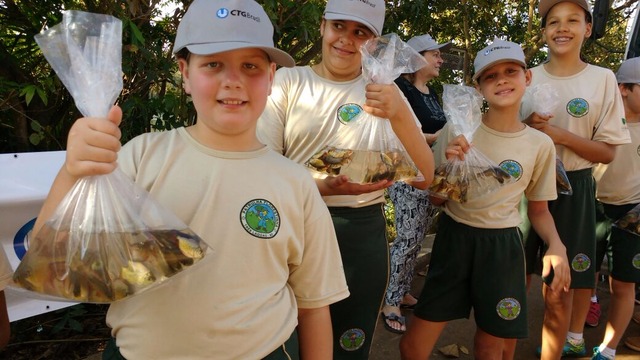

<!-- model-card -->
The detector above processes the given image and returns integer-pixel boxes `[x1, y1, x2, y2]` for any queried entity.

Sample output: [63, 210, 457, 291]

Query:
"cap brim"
[472, 59, 526, 82]
[180, 42, 295, 68]
[323, 13, 379, 36]
[427, 42, 453, 52]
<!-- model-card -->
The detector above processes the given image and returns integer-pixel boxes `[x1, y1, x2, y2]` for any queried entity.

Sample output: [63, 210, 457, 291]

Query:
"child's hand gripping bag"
[305, 33, 428, 183]
[527, 83, 572, 195]
[12, 11, 207, 303]
[613, 203, 640, 236]
[428, 85, 515, 203]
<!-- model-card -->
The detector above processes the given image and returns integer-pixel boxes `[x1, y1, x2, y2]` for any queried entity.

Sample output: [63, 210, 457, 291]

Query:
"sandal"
[381, 312, 406, 334]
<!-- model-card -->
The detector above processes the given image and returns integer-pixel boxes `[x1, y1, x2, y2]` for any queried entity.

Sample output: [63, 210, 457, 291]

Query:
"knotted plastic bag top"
[13, 11, 207, 303]
[305, 33, 428, 183]
[428, 85, 515, 203]
[527, 83, 572, 195]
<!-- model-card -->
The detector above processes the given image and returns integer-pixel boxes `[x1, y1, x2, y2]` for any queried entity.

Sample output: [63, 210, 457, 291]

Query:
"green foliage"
[0, 0, 637, 153]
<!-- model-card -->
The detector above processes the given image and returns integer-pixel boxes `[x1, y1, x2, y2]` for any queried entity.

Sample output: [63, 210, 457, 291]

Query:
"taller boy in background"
[589, 56, 640, 360]
[257, 0, 434, 358]
[400, 38, 570, 360]
[520, 0, 630, 358]
[30, 0, 350, 359]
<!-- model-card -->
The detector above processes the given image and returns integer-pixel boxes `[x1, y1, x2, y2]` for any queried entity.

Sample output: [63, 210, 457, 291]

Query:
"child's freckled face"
[477, 62, 529, 108]
[179, 48, 275, 134]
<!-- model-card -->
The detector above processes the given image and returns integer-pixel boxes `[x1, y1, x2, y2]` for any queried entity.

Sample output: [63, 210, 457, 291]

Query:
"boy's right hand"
[64, 105, 122, 179]
[445, 134, 470, 161]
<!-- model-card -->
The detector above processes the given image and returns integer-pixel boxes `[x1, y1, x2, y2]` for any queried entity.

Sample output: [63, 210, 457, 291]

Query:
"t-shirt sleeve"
[592, 70, 631, 145]
[525, 134, 558, 201]
[257, 68, 289, 155]
[287, 181, 349, 309]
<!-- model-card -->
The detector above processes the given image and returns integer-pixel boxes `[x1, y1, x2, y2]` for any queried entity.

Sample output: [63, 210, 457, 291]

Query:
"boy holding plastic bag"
[29, 0, 349, 359]
[400, 39, 570, 360]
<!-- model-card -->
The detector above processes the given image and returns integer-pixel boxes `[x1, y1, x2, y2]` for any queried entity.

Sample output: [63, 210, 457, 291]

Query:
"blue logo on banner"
[13, 218, 35, 260]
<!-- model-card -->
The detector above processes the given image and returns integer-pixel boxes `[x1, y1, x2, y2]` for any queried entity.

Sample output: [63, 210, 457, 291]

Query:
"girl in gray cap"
[257, 0, 434, 358]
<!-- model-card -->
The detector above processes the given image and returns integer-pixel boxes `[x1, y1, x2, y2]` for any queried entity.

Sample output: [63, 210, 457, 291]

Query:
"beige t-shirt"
[434, 122, 557, 228]
[520, 64, 630, 170]
[597, 122, 640, 205]
[258, 66, 419, 208]
[106, 128, 349, 359]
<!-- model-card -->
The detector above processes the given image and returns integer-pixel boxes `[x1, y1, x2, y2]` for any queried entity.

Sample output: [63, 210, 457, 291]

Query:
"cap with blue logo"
[173, 0, 294, 67]
[473, 38, 526, 82]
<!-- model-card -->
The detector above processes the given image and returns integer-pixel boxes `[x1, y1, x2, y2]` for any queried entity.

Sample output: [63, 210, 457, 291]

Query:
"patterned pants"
[385, 182, 439, 307]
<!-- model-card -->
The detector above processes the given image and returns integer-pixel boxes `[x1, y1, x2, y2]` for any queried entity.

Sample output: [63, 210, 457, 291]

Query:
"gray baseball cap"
[473, 38, 526, 82]
[324, 0, 385, 36]
[539, 0, 591, 21]
[616, 57, 640, 84]
[407, 34, 452, 53]
[173, 0, 295, 67]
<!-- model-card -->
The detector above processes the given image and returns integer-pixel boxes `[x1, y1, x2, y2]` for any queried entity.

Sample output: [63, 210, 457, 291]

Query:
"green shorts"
[329, 204, 389, 359]
[414, 213, 528, 339]
[599, 202, 640, 283]
[525, 168, 596, 288]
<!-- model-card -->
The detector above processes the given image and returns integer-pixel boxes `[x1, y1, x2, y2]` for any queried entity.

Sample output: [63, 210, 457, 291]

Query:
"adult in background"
[381, 33, 451, 334]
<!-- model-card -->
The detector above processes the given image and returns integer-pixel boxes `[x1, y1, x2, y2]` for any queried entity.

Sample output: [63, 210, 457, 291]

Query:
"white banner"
[0, 151, 78, 322]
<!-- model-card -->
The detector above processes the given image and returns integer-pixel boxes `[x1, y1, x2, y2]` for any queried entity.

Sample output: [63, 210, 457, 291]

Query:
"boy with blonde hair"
[32, 1, 349, 359]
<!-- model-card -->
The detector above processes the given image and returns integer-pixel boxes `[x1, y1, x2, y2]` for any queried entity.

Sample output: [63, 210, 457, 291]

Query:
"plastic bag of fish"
[428, 85, 516, 203]
[12, 11, 207, 303]
[305, 33, 427, 183]
[613, 203, 640, 236]
[526, 83, 573, 195]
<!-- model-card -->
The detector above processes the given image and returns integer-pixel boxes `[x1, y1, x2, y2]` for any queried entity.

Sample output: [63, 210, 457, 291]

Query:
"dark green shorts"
[329, 204, 389, 359]
[598, 202, 640, 283]
[414, 213, 528, 339]
[525, 168, 596, 288]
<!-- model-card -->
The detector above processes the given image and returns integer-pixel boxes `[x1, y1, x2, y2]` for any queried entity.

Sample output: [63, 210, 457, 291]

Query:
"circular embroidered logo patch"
[240, 199, 280, 239]
[496, 297, 521, 320]
[339, 328, 365, 351]
[337, 103, 363, 125]
[632, 253, 640, 270]
[566, 98, 589, 118]
[500, 160, 522, 181]
[571, 253, 591, 272]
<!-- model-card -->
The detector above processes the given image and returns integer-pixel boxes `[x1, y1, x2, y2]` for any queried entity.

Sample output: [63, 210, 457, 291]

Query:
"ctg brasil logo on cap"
[216, 7, 262, 22]
[483, 45, 511, 57]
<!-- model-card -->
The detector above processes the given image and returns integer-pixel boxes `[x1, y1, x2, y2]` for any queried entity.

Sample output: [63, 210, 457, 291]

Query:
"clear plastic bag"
[12, 11, 207, 303]
[527, 83, 572, 195]
[305, 33, 428, 183]
[428, 85, 515, 203]
[613, 203, 640, 236]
